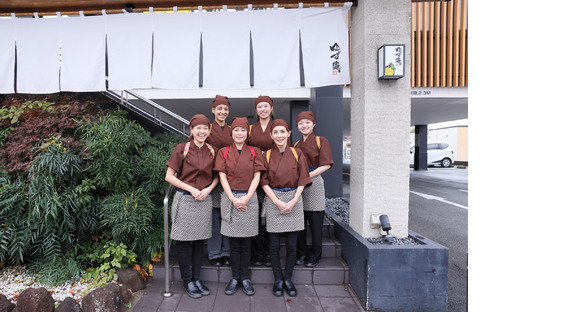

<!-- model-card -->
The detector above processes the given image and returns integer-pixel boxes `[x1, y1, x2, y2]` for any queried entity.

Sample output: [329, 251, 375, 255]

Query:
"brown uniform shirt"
[166, 141, 216, 190]
[260, 146, 312, 189]
[293, 134, 334, 169]
[247, 121, 276, 151]
[206, 121, 233, 150]
[214, 144, 266, 191]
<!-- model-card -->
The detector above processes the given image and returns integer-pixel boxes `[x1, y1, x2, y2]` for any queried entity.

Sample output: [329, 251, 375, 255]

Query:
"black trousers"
[251, 201, 269, 259]
[297, 210, 325, 261]
[269, 231, 298, 281]
[176, 240, 204, 282]
[229, 236, 252, 281]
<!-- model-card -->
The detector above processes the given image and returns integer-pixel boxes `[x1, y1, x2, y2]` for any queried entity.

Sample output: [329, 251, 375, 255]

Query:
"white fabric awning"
[0, 6, 350, 94]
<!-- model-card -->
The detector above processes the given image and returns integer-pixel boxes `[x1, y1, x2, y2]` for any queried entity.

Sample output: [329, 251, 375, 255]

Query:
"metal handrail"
[123, 90, 189, 125]
[162, 183, 175, 297]
[102, 90, 189, 137]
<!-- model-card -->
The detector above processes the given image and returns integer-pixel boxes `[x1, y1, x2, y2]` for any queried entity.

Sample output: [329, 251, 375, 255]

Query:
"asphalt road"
[408, 167, 468, 312]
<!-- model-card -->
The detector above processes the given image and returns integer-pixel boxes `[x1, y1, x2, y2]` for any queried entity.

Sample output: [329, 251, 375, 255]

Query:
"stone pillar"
[414, 124, 428, 170]
[350, 0, 411, 238]
[310, 86, 344, 198]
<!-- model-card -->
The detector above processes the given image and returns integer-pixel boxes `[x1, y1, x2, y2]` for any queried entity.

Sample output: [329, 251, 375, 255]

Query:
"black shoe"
[295, 255, 306, 265]
[272, 279, 284, 297]
[210, 258, 223, 267]
[194, 279, 210, 296]
[183, 281, 202, 299]
[241, 279, 255, 296]
[225, 279, 238, 295]
[263, 255, 272, 267]
[304, 257, 319, 268]
[251, 256, 263, 266]
[283, 279, 297, 297]
[221, 256, 230, 265]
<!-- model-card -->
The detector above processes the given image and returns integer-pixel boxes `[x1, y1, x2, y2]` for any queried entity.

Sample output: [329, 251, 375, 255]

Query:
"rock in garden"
[15, 287, 54, 312]
[117, 268, 146, 292]
[81, 284, 124, 312]
[0, 293, 15, 312]
[54, 297, 80, 312]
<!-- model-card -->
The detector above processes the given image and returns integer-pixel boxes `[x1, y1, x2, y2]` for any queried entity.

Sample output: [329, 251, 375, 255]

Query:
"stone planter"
[327, 210, 448, 312]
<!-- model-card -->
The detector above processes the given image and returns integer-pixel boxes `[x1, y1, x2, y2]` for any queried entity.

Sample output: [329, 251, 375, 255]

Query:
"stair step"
[153, 256, 349, 285]
[155, 214, 347, 286]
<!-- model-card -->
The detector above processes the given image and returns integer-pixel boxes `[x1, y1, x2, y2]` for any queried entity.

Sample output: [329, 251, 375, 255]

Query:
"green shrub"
[78, 241, 138, 284]
[0, 94, 177, 286]
[78, 111, 151, 192]
[0, 171, 30, 265]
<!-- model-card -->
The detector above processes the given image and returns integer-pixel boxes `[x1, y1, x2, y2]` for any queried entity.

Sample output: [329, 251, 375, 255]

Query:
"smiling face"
[270, 125, 290, 148]
[212, 104, 229, 123]
[255, 102, 273, 120]
[232, 127, 248, 144]
[190, 124, 209, 145]
[297, 119, 315, 136]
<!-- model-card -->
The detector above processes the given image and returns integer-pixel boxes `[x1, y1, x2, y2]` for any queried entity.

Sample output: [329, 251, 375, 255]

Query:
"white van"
[410, 142, 455, 167]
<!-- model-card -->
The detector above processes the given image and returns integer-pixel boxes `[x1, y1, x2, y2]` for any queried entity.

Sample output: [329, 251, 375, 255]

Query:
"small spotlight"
[380, 214, 396, 243]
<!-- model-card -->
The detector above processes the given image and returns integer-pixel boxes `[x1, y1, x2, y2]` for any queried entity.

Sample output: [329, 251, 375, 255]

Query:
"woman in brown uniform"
[165, 114, 219, 299]
[247, 95, 276, 267]
[261, 119, 312, 297]
[213, 117, 266, 296]
[205, 95, 233, 267]
[293, 111, 334, 268]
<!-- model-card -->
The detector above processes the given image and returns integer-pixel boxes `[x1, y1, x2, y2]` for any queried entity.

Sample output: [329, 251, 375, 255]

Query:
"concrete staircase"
[155, 214, 349, 286]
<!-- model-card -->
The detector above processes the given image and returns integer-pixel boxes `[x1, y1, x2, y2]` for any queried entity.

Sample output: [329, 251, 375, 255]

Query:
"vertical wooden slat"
[428, 1, 434, 87]
[434, 0, 441, 87]
[453, 0, 460, 86]
[447, 0, 454, 86]
[411, 3, 416, 87]
[416, 3, 421, 86]
[422, 2, 428, 86]
[441, 0, 447, 86]
[460, 0, 467, 86]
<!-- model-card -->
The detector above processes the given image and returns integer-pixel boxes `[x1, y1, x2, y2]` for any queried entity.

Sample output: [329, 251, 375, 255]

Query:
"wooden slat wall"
[411, 0, 468, 87]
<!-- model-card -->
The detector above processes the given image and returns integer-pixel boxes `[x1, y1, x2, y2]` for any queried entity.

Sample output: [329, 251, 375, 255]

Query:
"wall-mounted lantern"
[378, 44, 405, 80]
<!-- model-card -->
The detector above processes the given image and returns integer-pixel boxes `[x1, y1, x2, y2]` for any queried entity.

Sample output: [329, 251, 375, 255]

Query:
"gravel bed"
[0, 266, 97, 305]
[325, 198, 420, 245]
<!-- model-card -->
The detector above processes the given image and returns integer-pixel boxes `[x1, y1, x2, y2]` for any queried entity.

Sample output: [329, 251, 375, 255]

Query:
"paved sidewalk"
[131, 277, 366, 312]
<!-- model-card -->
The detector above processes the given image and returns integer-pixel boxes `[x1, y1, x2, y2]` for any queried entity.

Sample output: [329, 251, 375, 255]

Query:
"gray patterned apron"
[264, 189, 305, 233]
[302, 174, 326, 211]
[220, 191, 259, 238]
[170, 191, 212, 241]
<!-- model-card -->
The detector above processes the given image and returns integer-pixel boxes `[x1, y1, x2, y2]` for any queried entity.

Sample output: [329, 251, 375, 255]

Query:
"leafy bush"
[78, 241, 138, 284]
[0, 171, 30, 265]
[25, 138, 99, 285]
[0, 93, 177, 285]
[78, 111, 151, 192]
[0, 97, 105, 173]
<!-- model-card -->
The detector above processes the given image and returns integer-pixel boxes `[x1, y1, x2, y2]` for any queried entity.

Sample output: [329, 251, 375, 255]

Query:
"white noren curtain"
[152, 12, 201, 89]
[61, 15, 106, 92]
[15, 17, 61, 94]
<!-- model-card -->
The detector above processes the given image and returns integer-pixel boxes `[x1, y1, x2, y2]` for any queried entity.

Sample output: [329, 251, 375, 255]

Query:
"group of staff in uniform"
[165, 94, 333, 299]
